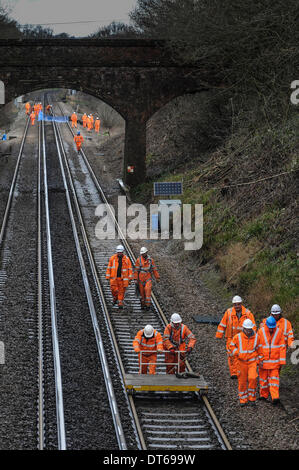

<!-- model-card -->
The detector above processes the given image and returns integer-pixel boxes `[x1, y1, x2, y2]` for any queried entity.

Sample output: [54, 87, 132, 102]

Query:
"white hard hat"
[140, 247, 148, 254]
[116, 245, 124, 252]
[243, 319, 254, 329]
[232, 295, 242, 303]
[144, 325, 154, 338]
[271, 304, 282, 314]
[171, 313, 182, 324]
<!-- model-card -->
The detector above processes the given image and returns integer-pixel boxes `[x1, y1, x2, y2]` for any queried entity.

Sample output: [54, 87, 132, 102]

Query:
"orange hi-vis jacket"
[133, 328, 163, 355]
[134, 256, 160, 284]
[71, 113, 77, 121]
[261, 317, 294, 347]
[106, 254, 133, 287]
[163, 324, 196, 352]
[230, 332, 262, 364]
[216, 306, 256, 340]
[257, 325, 286, 369]
[25, 102, 31, 113]
[74, 134, 84, 147]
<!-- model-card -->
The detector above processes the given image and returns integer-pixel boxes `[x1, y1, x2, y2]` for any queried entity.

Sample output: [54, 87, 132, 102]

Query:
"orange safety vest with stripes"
[229, 331, 262, 363]
[134, 256, 160, 284]
[216, 306, 256, 340]
[163, 323, 196, 352]
[257, 325, 286, 369]
[106, 254, 133, 287]
[74, 135, 84, 146]
[133, 329, 163, 355]
[260, 317, 294, 347]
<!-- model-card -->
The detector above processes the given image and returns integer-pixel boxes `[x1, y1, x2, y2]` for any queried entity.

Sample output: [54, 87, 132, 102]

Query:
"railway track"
[51, 98, 233, 451]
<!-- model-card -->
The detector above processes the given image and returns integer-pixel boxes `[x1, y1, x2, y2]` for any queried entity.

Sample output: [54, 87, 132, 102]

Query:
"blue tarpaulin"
[38, 111, 69, 123]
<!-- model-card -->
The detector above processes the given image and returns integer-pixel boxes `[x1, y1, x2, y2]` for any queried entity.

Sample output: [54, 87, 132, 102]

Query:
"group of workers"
[216, 296, 294, 406]
[106, 244, 197, 375]
[105, 244, 295, 407]
[26, 101, 52, 126]
[71, 112, 101, 134]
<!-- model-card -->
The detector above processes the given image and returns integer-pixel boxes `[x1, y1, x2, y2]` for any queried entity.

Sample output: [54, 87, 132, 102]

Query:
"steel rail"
[41, 105, 67, 450]
[50, 105, 128, 450]
[55, 99, 233, 451]
[0, 115, 30, 246]
[37, 120, 45, 450]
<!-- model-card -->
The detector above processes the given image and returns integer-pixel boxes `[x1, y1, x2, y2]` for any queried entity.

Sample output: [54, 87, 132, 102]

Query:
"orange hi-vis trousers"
[237, 359, 258, 403]
[165, 350, 186, 374]
[71, 120, 77, 128]
[110, 278, 126, 306]
[138, 279, 152, 307]
[226, 338, 238, 376]
[259, 368, 280, 400]
[138, 352, 158, 375]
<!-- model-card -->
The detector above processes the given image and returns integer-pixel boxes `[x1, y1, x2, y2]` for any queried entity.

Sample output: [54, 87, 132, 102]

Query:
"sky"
[6, 0, 138, 36]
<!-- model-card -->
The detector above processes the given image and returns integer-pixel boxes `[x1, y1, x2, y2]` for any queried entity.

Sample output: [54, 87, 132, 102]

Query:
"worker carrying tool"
[74, 131, 84, 154]
[106, 245, 133, 309]
[71, 112, 78, 128]
[216, 295, 256, 379]
[261, 304, 294, 349]
[163, 313, 196, 374]
[229, 319, 262, 407]
[95, 117, 101, 133]
[257, 316, 286, 405]
[30, 111, 36, 126]
[25, 102, 31, 115]
[134, 247, 160, 310]
[133, 325, 163, 374]
[82, 113, 87, 128]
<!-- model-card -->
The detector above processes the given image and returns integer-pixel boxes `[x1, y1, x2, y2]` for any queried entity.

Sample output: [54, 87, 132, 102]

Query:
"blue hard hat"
[266, 316, 276, 329]
[77, 131, 80, 135]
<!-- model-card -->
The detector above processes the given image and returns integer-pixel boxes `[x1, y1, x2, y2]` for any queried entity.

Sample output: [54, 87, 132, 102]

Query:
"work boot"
[230, 375, 238, 379]
[249, 401, 257, 406]
[112, 298, 118, 305]
[240, 402, 247, 407]
[118, 304, 123, 310]
[271, 398, 280, 405]
[258, 396, 268, 401]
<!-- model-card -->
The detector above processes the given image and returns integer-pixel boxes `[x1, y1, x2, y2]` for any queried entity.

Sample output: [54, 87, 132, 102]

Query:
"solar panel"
[154, 182, 183, 196]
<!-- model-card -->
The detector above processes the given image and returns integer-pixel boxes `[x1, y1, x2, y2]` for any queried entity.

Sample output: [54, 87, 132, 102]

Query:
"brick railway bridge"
[0, 39, 218, 187]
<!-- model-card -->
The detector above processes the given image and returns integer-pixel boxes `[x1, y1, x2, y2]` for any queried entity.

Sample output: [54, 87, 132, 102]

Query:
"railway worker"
[216, 295, 256, 379]
[229, 319, 261, 407]
[71, 112, 78, 128]
[74, 131, 84, 154]
[163, 313, 196, 374]
[30, 110, 36, 126]
[257, 316, 286, 405]
[260, 304, 294, 349]
[90, 114, 94, 129]
[106, 245, 133, 309]
[94, 117, 101, 134]
[133, 325, 163, 374]
[82, 113, 88, 128]
[25, 102, 31, 115]
[87, 115, 92, 132]
[46, 104, 52, 114]
[134, 247, 160, 310]
[33, 103, 39, 115]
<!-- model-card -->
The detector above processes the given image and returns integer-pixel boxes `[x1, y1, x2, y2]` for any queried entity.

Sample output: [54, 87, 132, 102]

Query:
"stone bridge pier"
[0, 39, 215, 188]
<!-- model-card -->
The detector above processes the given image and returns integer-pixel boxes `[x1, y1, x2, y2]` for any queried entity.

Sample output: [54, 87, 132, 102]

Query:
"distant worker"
[46, 104, 52, 114]
[30, 110, 36, 126]
[133, 325, 163, 374]
[106, 245, 133, 309]
[90, 114, 94, 129]
[82, 113, 87, 128]
[229, 319, 261, 407]
[134, 247, 160, 310]
[74, 131, 84, 154]
[1, 133, 7, 141]
[25, 102, 31, 115]
[95, 117, 101, 133]
[216, 295, 256, 379]
[261, 304, 294, 349]
[163, 313, 196, 374]
[257, 316, 286, 405]
[71, 112, 78, 128]
[33, 103, 39, 115]
[87, 115, 92, 132]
